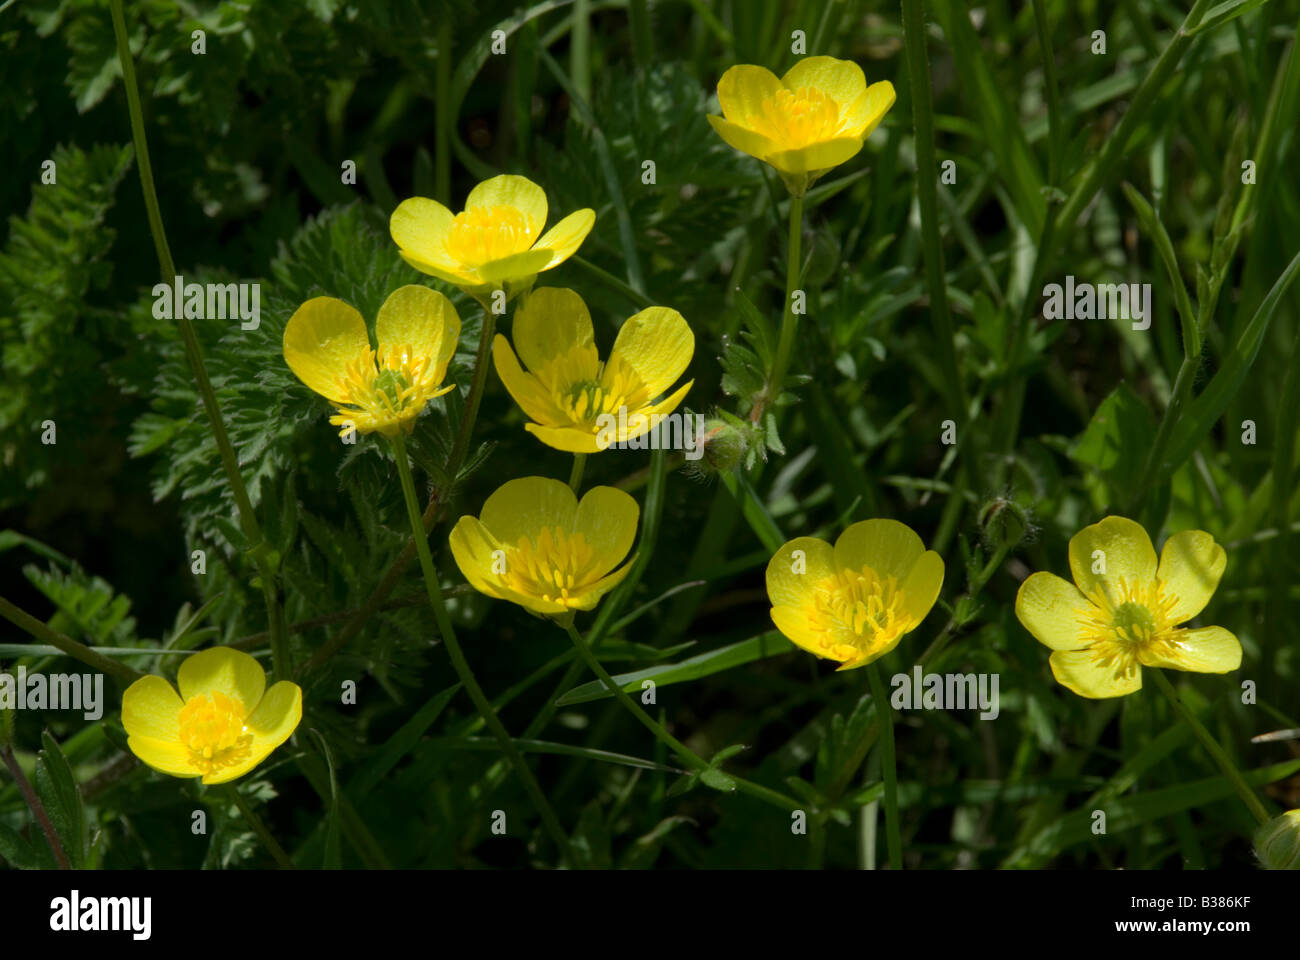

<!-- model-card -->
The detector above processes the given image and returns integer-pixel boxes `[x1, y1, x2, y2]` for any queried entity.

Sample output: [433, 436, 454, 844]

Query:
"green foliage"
[3, 0, 1300, 873]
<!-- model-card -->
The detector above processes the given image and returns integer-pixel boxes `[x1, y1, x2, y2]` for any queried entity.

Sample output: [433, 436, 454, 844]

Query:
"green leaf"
[34, 731, 84, 869]
[346, 684, 460, 802]
[556, 631, 794, 706]
[1160, 251, 1300, 480]
[1070, 382, 1156, 501]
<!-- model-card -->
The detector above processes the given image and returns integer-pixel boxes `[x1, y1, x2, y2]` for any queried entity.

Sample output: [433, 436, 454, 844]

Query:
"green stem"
[224, 783, 294, 869]
[866, 663, 902, 869]
[390, 434, 572, 861]
[109, 0, 288, 682]
[2, 744, 70, 869]
[1150, 669, 1271, 826]
[561, 621, 801, 811]
[448, 301, 498, 472]
[435, 18, 452, 206]
[568, 453, 587, 493]
[1127, 353, 1198, 514]
[571, 0, 591, 104]
[765, 194, 804, 411]
[0, 596, 142, 684]
[901, 0, 964, 421]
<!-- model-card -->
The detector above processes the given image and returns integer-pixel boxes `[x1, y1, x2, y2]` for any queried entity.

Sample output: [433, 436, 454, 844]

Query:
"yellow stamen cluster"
[499, 527, 599, 609]
[1074, 577, 1181, 682]
[444, 205, 536, 267]
[177, 691, 252, 776]
[811, 567, 908, 654]
[751, 87, 841, 148]
[328, 343, 443, 437]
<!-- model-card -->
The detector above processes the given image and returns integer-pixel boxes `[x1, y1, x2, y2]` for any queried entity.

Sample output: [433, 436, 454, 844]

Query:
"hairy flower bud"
[1254, 809, 1300, 870]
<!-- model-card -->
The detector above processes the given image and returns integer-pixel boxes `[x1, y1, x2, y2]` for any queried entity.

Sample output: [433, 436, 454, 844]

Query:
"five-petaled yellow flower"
[390, 175, 595, 303]
[121, 647, 302, 785]
[450, 476, 639, 616]
[708, 55, 895, 196]
[766, 519, 944, 671]
[1015, 516, 1240, 699]
[492, 287, 694, 453]
[283, 285, 461, 438]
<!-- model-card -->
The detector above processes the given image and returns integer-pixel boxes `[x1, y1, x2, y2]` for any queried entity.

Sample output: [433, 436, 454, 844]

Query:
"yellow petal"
[1138, 626, 1242, 673]
[707, 114, 778, 160]
[1156, 530, 1227, 624]
[283, 297, 372, 404]
[492, 334, 569, 426]
[771, 605, 861, 665]
[717, 64, 784, 127]
[780, 56, 867, 109]
[840, 80, 896, 140]
[397, 250, 480, 288]
[448, 516, 510, 601]
[898, 550, 944, 626]
[1015, 571, 1094, 650]
[524, 422, 606, 453]
[1068, 515, 1157, 608]
[567, 557, 636, 610]
[766, 536, 836, 607]
[204, 680, 302, 785]
[121, 675, 184, 740]
[610, 306, 694, 399]
[533, 209, 596, 270]
[376, 285, 462, 379]
[465, 174, 548, 235]
[513, 287, 596, 374]
[476, 248, 554, 285]
[177, 646, 266, 713]
[767, 137, 863, 175]
[574, 486, 639, 574]
[1049, 648, 1143, 699]
[127, 735, 202, 778]
[626, 380, 694, 437]
[389, 197, 460, 269]
[833, 518, 925, 582]
[479, 476, 578, 546]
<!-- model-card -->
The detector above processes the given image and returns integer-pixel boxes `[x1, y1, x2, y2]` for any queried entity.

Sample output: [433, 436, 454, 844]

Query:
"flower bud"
[692, 418, 749, 474]
[1254, 809, 1300, 869]
[978, 496, 1030, 551]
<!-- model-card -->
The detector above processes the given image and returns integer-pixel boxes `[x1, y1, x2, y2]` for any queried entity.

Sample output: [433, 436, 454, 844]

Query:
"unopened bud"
[978, 496, 1030, 551]
[1254, 809, 1300, 869]
[695, 418, 748, 473]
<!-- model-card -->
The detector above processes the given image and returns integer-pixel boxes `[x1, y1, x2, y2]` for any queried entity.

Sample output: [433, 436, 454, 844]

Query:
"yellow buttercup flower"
[708, 55, 895, 195]
[389, 175, 595, 302]
[449, 476, 639, 616]
[492, 288, 694, 454]
[121, 647, 302, 785]
[283, 285, 461, 438]
[1015, 516, 1240, 699]
[766, 519, 944, 671]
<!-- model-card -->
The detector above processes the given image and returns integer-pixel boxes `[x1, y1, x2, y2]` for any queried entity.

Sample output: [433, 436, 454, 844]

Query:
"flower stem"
[568, 453, 587, 493]
[1150, 668, 1271, 826]
[390, 434, 572, 861]
[2, 744, 70, 869]
[448, 300, 498, 472]
[561, 621, 801, 811]
[0, 595, 143, 683]
[109, 0, 288, 682]
[223, 783, 294, 869]
[866, 662, 902, 869]
[764, 194, 804, 412]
